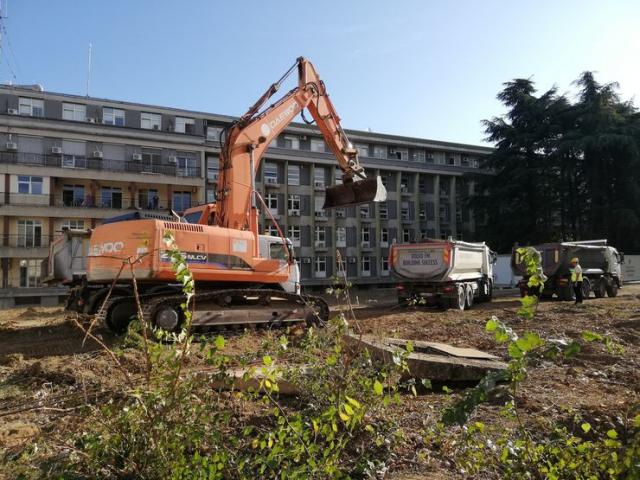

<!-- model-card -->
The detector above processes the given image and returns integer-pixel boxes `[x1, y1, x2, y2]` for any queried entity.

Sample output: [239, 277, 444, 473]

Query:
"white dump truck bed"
[391, 240, 491, 283]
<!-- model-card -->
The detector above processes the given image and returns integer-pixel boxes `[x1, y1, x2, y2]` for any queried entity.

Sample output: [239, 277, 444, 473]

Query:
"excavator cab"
[323, 175, 387, 209]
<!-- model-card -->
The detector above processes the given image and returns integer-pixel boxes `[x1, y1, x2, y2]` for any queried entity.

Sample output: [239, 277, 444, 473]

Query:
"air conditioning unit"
[132, 153, 143, 161]
[380, 241, 389, 248]
[168, 156, 177, 164]
[288, 209, 300, 216]
[302, 257, 311, 264]
[361, 242, 371, 248]
[51, 146, 62, 154]
[348, 257, 357, 264]
[401, 186, 409, 193]
[266, 177, 278, 184]
[336, 210, 345, 218]
[93, 151, 103, 158]
[152, 124, 160, 130]
[86, 117, 96, 123]
[5, 142, 17, 151]
[7, 108, 18, 115]
[315, 241, 326, 248]
[315, 211, 326, 218]
[314, 180, 324, 188]
[300, 135, 308, 140]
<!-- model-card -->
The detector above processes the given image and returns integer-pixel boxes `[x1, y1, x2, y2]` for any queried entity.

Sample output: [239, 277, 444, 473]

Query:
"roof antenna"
[85, 42, 92, 97]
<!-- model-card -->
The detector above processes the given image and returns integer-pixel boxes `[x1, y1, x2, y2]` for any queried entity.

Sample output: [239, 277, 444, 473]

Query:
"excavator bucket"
[323, 176, 387, 209]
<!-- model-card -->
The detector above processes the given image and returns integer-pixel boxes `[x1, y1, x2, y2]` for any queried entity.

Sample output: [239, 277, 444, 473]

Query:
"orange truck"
[47, 57, 386, 332]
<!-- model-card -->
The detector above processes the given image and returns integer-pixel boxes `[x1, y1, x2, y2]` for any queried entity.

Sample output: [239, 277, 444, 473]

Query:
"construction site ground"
[0, 284, 638, 478]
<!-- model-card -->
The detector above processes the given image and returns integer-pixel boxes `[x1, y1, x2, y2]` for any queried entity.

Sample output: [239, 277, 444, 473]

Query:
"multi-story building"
[0, 84, 492, 300]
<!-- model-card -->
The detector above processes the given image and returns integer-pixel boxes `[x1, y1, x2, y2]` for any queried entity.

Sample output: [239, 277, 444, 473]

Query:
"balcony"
[0, 234, 53, 258]
[0, 151, 201, 178]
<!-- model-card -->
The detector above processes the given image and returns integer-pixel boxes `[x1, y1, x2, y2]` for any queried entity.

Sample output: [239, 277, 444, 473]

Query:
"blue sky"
[2, 0, 638, 145]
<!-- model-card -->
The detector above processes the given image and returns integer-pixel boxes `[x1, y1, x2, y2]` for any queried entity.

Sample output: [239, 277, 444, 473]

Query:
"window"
[334, 168, 342, 185]
[401, 201, 410, 221]
[172, 191, 192, 212]
[314, 226, 326, 248]
[141, 112, 161, 130]
[419, 206, 427, 220]
[440, 182, 450, 197]
[206, 189, 216, 203]
[361, 227, 370, 247]
[207, 160, 219, 182]
[380, 257, 389, 276]
[265, 193, 278, 215]
[62, 140, 87, 169]
[456, 206, 463, 223]
[447, 154, 456, 166]
[176, 154, 197, 177]
[360, 205, 370, 219]
[336, 226, 346, 247]
[361, 256, 371, 277]
[19, 97, 44, 117]
[420, 229, 428, 240]
[17, 220, 42, 247]
[139, 189, 159, 209]
[62, 184, 85, 207]
[61, 219, 85, 231]
[461, 156, 470, 167]
[62, 103, 86, 122]
[175, 117, 195, 134]
[283, 135, 299, 149]
[264, 163, 278, 184]
[288, 225, 301, 247]
[379, 202, 388, 219]
[266, 224, 279, 237]
[287, 194, 300, 214]
[311, 138, 326, 153]
[314, 256, 327, 278]
[389, 147, 408, 160]
[426, 152, 434, 163]
[314, 167, 326, 187]
[412, 150, 426, 162]
[103, 107, 125, 126]
[206, 125, 225, 142]
[355, 143, 369, 157]
[287, 164, 300, 186]
[402, 228, 411, 243]
[139, 148, 161, 173]
[471, 158, 480, 168]
[440, 204, 450, 222]
[17, 176, 43, 195]
[20, 259, 41, 288]
[380, 228, 389, 246]
[314, 196, 325, 218]
[373, 145, 387, 159]
[101, 186, 123, 209]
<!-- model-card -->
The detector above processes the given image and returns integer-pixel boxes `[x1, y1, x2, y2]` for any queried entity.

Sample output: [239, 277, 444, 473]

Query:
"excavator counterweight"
[323, 176, 386, 209]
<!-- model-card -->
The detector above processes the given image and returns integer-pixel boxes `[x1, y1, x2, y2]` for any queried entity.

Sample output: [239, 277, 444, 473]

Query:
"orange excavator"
[55, 57, 386, 332]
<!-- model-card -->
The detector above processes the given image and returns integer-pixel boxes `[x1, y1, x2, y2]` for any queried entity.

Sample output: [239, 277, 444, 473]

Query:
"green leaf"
[582, 331, 603, 342]
[214, 335, 225, 350]
[634, 414, 640, 428]
[373, 380, 384, 396]
[486, 318, 499, 332]
[262, 355, 272, 366]
[405, 341, 414, 353]
[345, 395, 361, 409]
[563, 341, 581, 358]
[606, 429, 618, 439]
[343, 404, 354, 415]
[421, 378, 432, 390]
[581, 423, 591, 433]
[515, 332, 544, 354]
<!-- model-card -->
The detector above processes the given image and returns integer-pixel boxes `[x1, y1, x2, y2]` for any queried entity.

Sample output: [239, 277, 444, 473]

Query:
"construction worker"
[570, 257, 583, 304]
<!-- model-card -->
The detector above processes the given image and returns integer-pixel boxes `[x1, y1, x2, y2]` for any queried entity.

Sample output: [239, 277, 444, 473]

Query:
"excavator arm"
[216, 57, 386, 231]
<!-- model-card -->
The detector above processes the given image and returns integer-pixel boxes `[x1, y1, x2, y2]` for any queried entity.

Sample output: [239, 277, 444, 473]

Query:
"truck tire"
[581, 278, 591, 300]
[594, 279, 606, 298]
[465, 285, 474, 309]
[450, 285, 466, 310]
[558, 284, 573, 301]
[479, 280, 492, 302]
[606, 278, 618, 297]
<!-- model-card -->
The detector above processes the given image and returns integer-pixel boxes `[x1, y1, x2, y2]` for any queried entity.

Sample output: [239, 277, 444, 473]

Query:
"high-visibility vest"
[570, 265, 583, 282]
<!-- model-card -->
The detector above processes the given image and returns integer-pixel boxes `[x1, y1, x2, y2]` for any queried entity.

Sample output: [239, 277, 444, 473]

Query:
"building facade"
[0, 85, 492, 294]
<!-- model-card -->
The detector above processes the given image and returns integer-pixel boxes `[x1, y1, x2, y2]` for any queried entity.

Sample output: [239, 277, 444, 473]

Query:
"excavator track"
[94, 289, 330, 334]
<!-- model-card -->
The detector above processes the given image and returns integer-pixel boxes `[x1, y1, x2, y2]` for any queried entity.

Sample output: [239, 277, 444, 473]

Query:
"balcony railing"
[2, 234, 53, 248]
[3, 193, 190, 211]
[0, 152, 201, 178]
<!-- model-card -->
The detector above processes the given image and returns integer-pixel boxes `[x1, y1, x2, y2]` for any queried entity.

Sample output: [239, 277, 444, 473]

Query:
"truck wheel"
[487, 280, 493, 301]
[450, 285, 466, 310]
[465, 285, 474, 309]
[558, 284, 573, 301]
[594, 279, 606, 298]
[581, 278, 591, 300]
[606, 279, 618, 297]
[106, 299, 136, 334]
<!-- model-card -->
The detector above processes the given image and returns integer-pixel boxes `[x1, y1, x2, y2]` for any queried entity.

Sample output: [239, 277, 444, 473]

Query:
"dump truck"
[511, 240, 624, 300]
[390, 239, 497, 310]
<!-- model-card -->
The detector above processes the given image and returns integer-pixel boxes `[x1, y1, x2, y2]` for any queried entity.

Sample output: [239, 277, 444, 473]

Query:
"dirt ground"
[1, 285, 639, 478]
